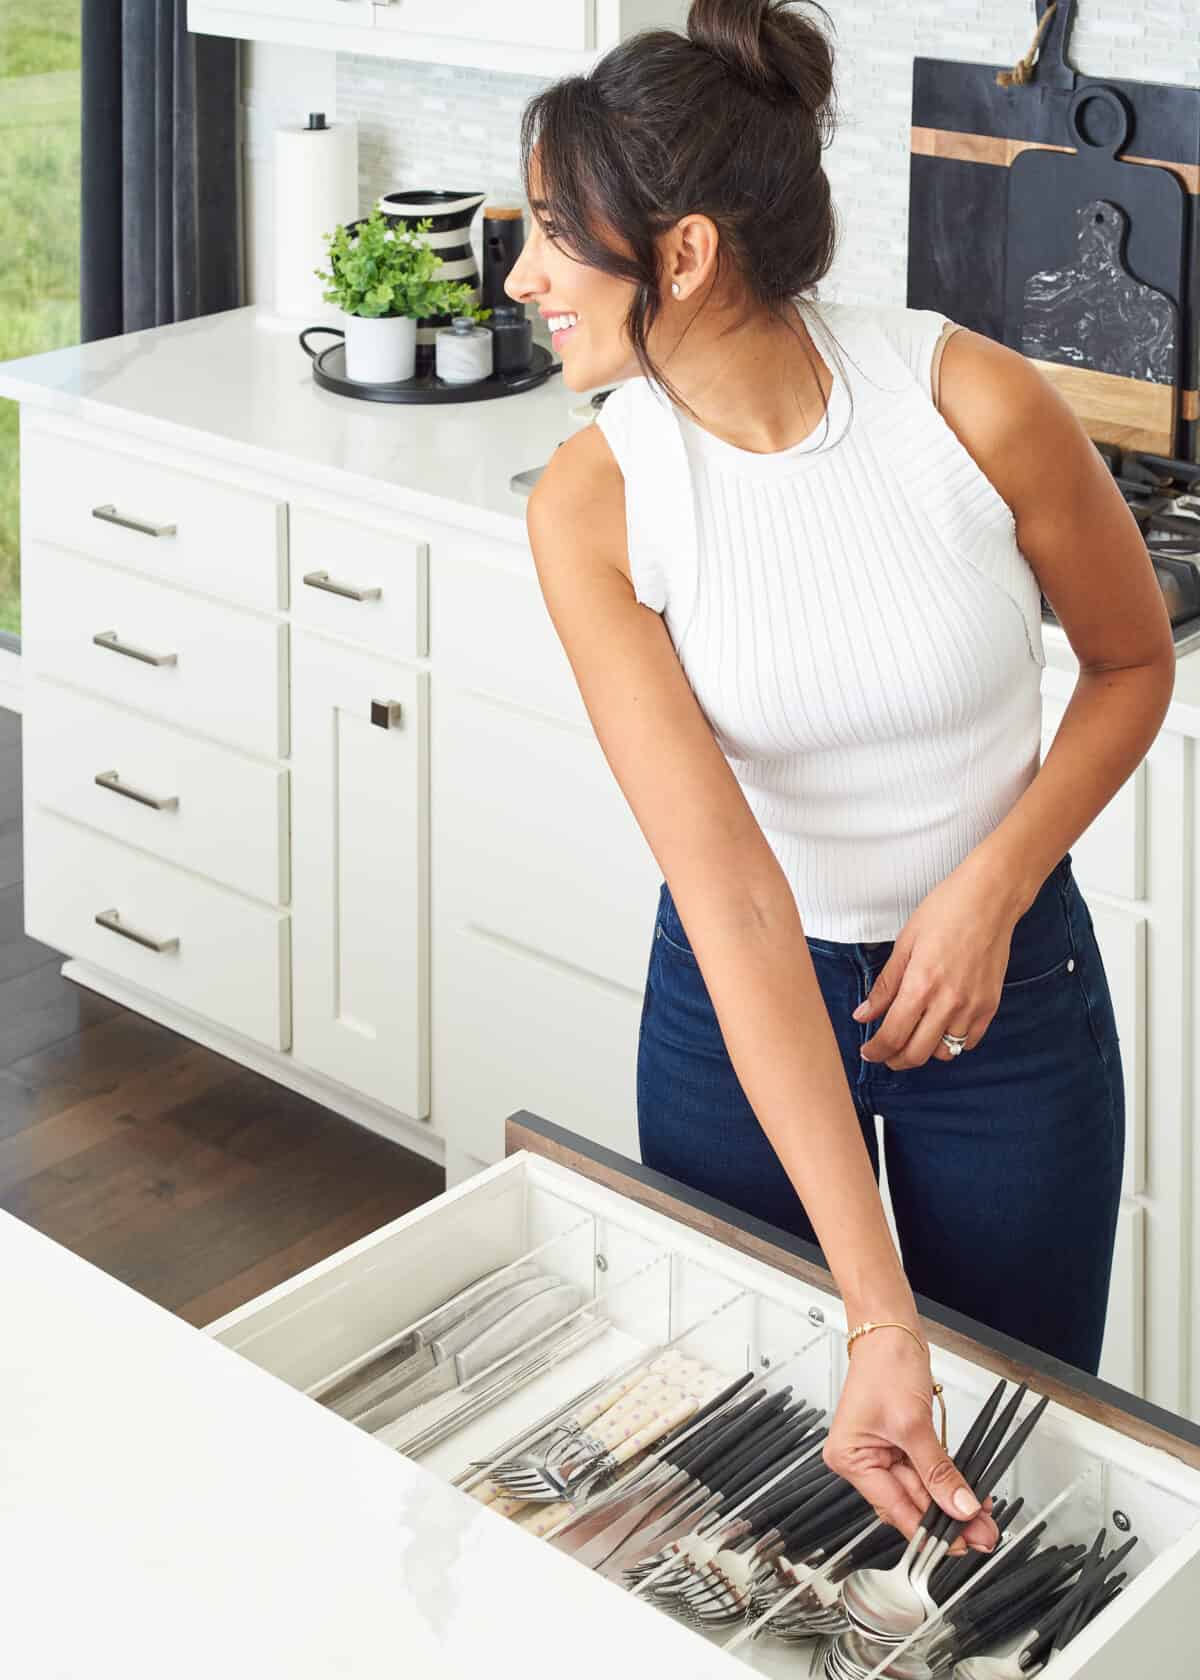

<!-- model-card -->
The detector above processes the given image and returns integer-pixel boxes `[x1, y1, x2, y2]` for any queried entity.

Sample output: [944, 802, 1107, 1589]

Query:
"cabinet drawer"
[289, 505, 427, 659]
[24, 808, 291, 1051]
[21, 421, 286, 611]
[23, 678, 288, 905]
[22, 543, 287, 759]
[207, 1127, 1200, 1680]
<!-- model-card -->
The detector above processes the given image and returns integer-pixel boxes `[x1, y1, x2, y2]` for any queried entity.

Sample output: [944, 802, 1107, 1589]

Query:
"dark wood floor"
[0, 706, 444, 1327]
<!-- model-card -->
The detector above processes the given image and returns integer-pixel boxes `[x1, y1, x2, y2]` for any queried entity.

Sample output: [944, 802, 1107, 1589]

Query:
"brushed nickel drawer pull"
[94, 770, 180, 812]
[303, 569, 382, 603]
[92, 630, 178, 667]
[91, 502, 177, 538]
[95, 908, 180, 954]
[371, 698, 404, 729]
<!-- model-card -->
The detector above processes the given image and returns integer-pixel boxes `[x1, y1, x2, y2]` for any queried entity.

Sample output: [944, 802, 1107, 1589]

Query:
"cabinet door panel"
[1100, 1200, 1145, 1395]
[1084, 899, 1147, 1198]
[434, 921, 643, 1166]
[373, 0, 592, 50]
[1042, 700, 1146, 900]
[436, 686, 660, 995]
[291, 631, 429, 1119]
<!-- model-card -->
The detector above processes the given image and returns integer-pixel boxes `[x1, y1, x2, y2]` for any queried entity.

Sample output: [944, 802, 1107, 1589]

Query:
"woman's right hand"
[823, 1324, 1000, 1555]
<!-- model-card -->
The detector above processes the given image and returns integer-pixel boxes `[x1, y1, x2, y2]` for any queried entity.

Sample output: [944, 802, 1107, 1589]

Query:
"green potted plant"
[315, 207, 485, 383]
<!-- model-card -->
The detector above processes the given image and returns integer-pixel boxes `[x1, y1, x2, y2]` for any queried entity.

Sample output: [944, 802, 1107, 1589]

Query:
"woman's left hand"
[854, 862, 1023, 1069]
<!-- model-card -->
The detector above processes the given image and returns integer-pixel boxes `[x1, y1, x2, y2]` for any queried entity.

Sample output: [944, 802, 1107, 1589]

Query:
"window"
[0, 1, 81, 641]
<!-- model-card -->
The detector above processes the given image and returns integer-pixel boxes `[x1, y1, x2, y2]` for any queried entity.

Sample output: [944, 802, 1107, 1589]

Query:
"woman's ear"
[666, 214, 720, 300]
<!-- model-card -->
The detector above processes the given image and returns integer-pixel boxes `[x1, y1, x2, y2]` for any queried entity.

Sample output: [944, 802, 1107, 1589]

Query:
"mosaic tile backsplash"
[330, 7, 1198, 308]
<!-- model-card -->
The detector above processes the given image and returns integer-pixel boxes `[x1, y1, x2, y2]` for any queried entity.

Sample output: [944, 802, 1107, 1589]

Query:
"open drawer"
[208, 1113, 1200, 1677]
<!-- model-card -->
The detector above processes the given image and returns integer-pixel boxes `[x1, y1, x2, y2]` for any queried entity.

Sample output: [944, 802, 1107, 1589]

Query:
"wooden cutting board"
[908, 0, 1200, 458]
[1004, 82, 1186, 453]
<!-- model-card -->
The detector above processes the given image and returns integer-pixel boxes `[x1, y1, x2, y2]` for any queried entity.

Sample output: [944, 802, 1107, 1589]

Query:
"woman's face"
[504, 161, 642, 392]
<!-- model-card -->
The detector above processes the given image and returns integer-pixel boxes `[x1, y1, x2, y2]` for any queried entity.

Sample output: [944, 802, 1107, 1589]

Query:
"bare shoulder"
[526, 423, 629, 580]
[934, 327, 1092, 515]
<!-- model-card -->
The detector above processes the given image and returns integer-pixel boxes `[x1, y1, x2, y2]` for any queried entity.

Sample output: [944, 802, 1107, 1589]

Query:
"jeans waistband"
[805, 852, 1073, 963]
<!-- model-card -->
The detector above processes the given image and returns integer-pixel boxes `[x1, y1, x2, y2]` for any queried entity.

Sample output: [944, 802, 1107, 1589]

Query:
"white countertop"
[2, 303, 1199, 730]
[0, 303, 578, 544]
[0, 1210, 739, 1680]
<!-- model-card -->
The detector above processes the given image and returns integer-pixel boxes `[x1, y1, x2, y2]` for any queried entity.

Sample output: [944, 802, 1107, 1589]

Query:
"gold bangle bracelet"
[846, 1320, 948, 1449]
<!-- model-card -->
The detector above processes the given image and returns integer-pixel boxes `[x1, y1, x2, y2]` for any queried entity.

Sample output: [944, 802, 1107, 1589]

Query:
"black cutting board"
[908, 0, 1200, 454]
[1005, 83, 1187, 383]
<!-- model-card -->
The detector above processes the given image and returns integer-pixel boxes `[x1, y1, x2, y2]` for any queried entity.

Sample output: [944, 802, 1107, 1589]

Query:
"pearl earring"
[671, 282, 681, 297]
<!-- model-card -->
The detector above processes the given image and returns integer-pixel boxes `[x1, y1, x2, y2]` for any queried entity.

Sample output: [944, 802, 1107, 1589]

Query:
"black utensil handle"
[706, 1418, 809, 1509]
[937, 1521, 1048, 1611]
[668, 1389, 769, 1475]
[918, 1377, 1009, 1538]
[299, 325, 345, 360]
[769, 1471, 867, 1538]
[929, 1497, 1024, 1601]
[718, 1415, 824, 1502]
[677, 1388, 789, 1478]
[716, 1416, 820, 1506]
[657, 1370, 755, 1454]
[973, 1395, 1051, 1507]
[732, 1435, 832, 1519]
[1054, 1533, 1138, 1650]
[928, 1381, 1028, 1545]
[950, 1539, 1073, 1628]
[704, 1397, 801, 1486]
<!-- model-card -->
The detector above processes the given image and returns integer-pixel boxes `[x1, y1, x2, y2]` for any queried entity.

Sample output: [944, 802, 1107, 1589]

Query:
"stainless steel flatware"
[354, 1281, 583, 1434]
[331, 1273, 563, 1423]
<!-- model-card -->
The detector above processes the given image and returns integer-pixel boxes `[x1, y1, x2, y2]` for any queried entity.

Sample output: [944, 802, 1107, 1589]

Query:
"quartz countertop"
[2, 302, 1199, 732]
[0, 1210, 739, 1680]
[0, 303, 576, 544]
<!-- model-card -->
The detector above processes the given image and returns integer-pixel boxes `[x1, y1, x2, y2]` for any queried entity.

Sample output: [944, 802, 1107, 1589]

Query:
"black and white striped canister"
[377, 190, 486, 369]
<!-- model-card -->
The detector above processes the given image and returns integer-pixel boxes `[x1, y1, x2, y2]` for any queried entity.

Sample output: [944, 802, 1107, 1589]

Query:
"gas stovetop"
[1041, 444, 1200, 658]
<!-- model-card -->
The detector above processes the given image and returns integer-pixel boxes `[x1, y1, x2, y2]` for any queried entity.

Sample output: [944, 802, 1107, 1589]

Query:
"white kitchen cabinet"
[1040, 694, 1193, 1412]
[187, 0, 691, 75]
[200, 1115, 1200, 1680]
[23, 806, 292, 1051]
[430, 537, 660, 1168]
[290, 627, 430, 1120]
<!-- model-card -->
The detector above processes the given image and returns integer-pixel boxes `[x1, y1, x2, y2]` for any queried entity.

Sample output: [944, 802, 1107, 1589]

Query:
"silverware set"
[322, 1262, 1138, 1673]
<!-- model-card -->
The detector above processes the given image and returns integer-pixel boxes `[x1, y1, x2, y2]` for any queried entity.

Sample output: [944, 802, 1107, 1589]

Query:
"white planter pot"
[342, 312, 417, 383]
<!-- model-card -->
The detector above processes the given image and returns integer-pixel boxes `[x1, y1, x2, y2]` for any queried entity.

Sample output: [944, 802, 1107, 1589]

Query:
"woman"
[505, 0, 1174, 1549]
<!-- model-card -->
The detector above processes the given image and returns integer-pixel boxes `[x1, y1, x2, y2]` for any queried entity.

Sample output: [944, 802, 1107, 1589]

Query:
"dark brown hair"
[520, 0, 853, 435]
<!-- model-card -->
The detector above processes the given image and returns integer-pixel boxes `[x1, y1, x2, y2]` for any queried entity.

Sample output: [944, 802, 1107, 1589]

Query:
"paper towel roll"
[272, 115, 359, 322]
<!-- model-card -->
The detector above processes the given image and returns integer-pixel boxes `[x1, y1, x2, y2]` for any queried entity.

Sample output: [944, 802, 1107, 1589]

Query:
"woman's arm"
[935, 330, 1174, 923]
[526, 423, 994, 1546]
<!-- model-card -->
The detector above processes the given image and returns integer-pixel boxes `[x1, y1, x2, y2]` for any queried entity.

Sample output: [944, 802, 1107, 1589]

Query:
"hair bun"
[687, 0, 835, 117]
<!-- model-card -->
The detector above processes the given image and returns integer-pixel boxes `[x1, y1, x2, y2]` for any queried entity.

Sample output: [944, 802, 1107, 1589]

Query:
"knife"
[355, 1282, 583, 1435]
[317, 1258, 547, 1414]
[334, 1273, 564, 1422]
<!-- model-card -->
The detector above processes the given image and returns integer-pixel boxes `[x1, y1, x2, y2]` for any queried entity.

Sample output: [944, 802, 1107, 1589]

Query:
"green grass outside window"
[0, 0, 82, 636]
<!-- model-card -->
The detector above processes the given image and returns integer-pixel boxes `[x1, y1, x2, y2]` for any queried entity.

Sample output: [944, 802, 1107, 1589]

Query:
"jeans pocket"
[1000, 859, 1075, 989]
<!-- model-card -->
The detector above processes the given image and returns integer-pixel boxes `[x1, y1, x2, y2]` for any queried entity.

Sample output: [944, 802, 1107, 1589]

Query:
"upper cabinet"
[187, 0, 691, 75]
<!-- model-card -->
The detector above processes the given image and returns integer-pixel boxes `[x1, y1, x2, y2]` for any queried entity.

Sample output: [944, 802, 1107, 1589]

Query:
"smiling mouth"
[546, 312, 580, 340]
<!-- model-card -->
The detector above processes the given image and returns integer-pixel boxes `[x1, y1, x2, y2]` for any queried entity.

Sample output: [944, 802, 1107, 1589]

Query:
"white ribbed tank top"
[595, 297, 1047, 942]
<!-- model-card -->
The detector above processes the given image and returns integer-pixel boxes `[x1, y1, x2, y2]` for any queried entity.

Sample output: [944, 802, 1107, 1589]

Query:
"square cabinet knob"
[371, 698, 404, 729]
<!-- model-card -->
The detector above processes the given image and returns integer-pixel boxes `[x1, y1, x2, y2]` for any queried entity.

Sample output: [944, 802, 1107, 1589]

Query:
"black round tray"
[299, 326, 560, 404]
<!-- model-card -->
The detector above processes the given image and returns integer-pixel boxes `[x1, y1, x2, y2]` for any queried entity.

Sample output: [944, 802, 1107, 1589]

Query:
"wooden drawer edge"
[506, 1111, 1200, 1476]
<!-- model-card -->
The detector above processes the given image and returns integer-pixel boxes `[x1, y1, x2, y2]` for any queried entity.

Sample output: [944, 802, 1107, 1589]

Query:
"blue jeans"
[636, 853, 1124, 1375]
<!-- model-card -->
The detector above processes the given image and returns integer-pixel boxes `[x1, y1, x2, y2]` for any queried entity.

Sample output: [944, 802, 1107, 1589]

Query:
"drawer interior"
[209, 1153, 1200, 1675]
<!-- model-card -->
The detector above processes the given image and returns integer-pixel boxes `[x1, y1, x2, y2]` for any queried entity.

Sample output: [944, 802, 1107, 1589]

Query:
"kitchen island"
[0, 302, 1198, 1420]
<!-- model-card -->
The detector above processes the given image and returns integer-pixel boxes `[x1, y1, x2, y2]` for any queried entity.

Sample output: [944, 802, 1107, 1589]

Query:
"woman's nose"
[504, 243, 542, 304]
